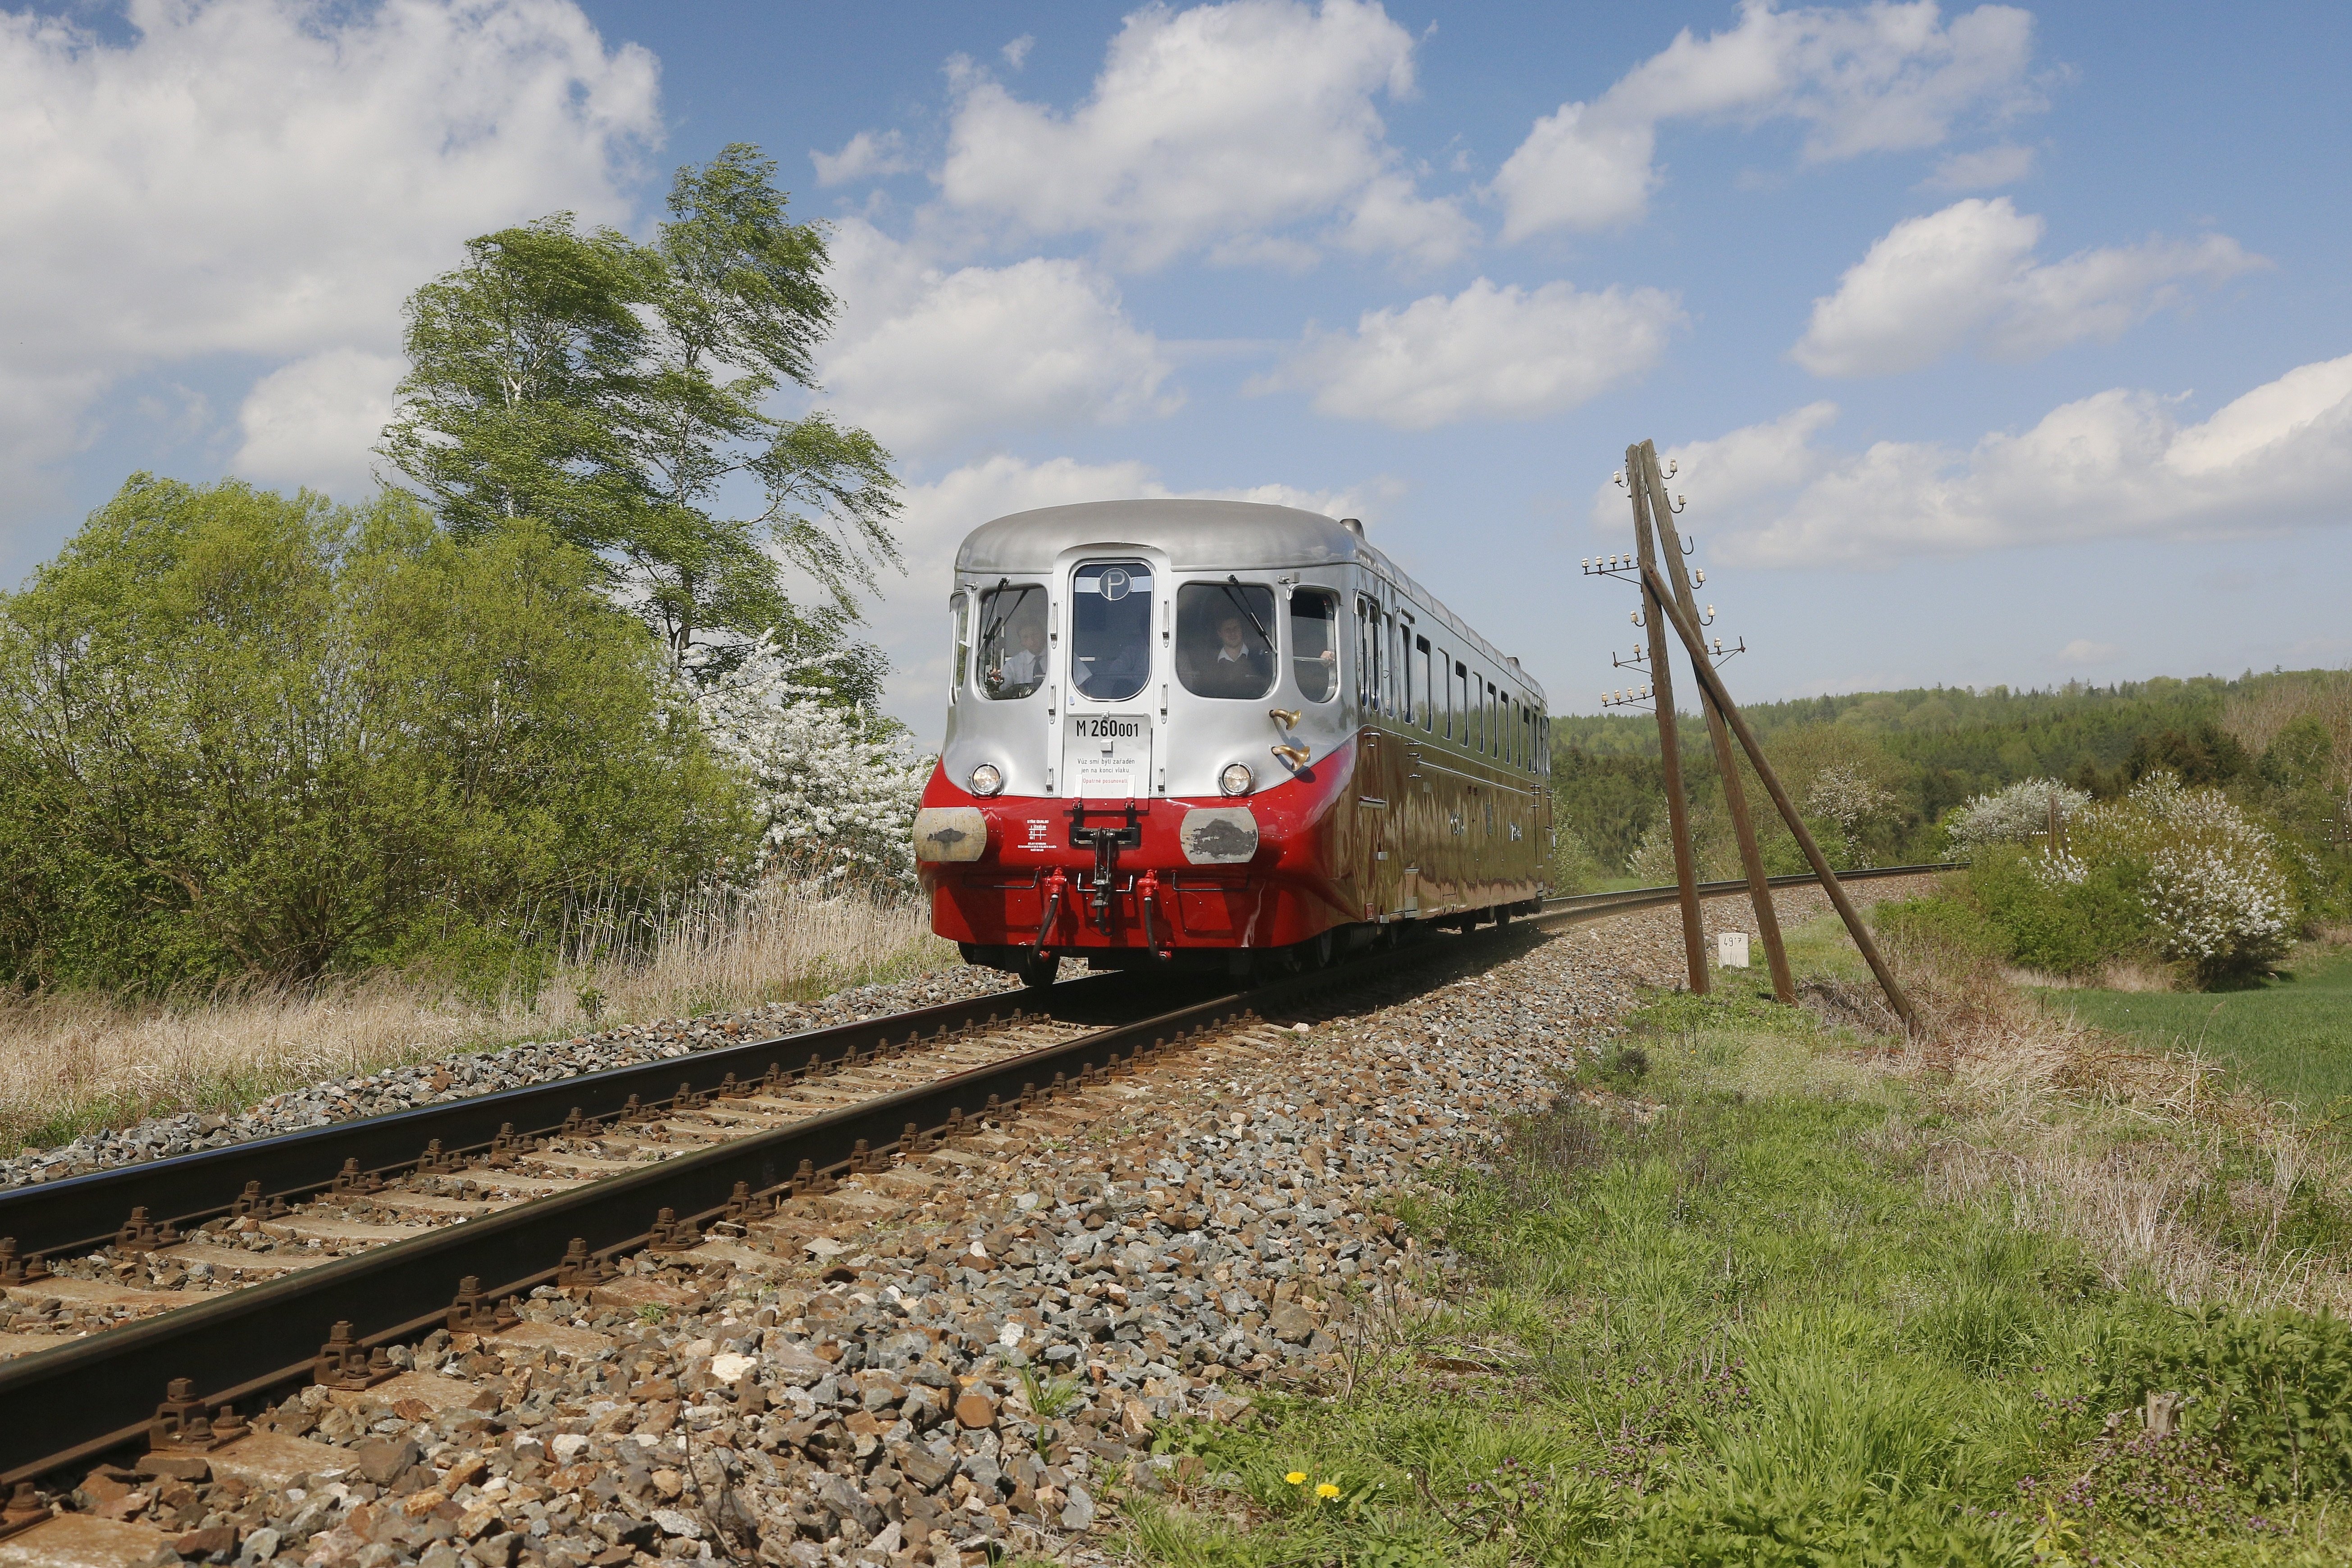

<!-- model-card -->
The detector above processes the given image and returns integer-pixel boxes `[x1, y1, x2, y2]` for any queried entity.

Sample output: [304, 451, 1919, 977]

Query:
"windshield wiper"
[1222, 574, 1275, 652]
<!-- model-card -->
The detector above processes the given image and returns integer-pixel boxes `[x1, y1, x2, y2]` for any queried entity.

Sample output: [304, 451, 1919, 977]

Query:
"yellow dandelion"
[1286, 1472, 1308, 1485]
[1317, 1482, 1341, 1499]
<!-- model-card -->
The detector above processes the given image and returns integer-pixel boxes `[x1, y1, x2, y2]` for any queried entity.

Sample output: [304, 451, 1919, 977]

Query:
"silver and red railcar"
[912, 501, 1551, 984]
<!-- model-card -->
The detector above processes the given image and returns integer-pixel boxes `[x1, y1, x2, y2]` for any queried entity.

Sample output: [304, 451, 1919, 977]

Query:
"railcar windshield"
[976, 583, 1048, 699]
[1070, 561, 1153, 702]
[1290, 589, 1339, 702]
[1176, 581, 1275, 699]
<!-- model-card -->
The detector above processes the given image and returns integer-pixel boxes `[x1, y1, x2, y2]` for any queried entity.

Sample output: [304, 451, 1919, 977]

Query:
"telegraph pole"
[1627, 444, 1709, 994]
[1636, 441, 1793, 1004]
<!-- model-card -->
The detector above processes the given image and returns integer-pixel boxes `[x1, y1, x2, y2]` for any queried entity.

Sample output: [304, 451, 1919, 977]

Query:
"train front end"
[913, 501, 1366, 985]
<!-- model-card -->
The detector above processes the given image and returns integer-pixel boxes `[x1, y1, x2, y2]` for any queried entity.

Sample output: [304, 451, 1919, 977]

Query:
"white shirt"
[999, 647, 1045, 684]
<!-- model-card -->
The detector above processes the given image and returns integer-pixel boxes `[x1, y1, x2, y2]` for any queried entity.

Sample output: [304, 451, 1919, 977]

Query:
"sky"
[3, 0, 2349, 738]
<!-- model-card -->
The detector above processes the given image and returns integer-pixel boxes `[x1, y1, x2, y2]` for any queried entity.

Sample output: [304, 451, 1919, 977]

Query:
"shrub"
[691, 638, 930, 891]
[2056, 775, 2294, 984]
[1944, 778, 2090, 861]
[1550, 820, 1609, 893]
[0, 476, 751, 992]
[1969, 847, 2148, 975]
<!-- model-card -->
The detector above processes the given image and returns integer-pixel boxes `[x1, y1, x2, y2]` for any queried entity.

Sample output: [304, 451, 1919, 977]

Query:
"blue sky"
[3, 0, 2348, 737]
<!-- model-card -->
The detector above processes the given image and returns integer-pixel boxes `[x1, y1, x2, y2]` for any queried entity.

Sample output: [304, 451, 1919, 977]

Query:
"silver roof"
[953, 500, 1545, 702]
[956, 500, 1360, 574]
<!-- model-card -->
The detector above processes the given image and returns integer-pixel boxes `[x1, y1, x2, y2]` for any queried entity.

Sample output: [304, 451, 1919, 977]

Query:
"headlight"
[969, 763, 1004, 797]
[1218, 762, 1254, 797]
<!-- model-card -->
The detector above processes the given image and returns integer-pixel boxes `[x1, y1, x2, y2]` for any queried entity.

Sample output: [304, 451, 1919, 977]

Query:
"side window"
[1390, 615, 1406, 719]
[1455, 662, 1469, 747]
[1174, 581, 1276, 699]
[1413, 638, 1432, 731]
[949, 592, 969, 703]
[1356, 597, 1377, 712]
[1288, 588, 1340, 702]
[1486, 681, 1499, 755]
[976, 583, 1047, 700]
[1377, 610, 1394, 717]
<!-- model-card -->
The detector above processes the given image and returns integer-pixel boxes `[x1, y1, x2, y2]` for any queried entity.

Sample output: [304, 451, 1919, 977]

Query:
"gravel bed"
[35, 879, 1934, 1567]
[1, 969, 1018, 1190]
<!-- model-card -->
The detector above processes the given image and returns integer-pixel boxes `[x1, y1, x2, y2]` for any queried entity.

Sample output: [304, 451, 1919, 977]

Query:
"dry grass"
[0, 882, 954, 1154]
[1842, 932, 2352, 1314]
[2000, 957, 2179, 993]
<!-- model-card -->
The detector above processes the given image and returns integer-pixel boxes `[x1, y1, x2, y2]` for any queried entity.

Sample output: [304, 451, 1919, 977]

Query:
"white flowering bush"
[1945, 778, 2090, 861]
[1803, 765, 1899, 867]
[690, 640, 932, 891]
[2066, 775, 2293, 980]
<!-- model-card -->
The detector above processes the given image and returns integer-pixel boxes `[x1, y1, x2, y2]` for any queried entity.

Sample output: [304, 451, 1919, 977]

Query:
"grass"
[2047, 946, 2352, 1117]
[1124, 913, 2352, 1565]
[0, 881, 956, 1155]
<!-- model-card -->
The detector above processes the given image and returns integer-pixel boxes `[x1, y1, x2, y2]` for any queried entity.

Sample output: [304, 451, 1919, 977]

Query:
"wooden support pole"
[1628, 444, 1709, 994]
[1636, 557, 1918, 1032]
[1636, 441, 1795, 1005]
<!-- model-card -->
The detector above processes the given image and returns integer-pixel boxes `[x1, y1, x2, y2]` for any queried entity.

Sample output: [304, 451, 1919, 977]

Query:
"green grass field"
[2050, 947, 2352, 1115]
[1127, 977, 2352, 1565]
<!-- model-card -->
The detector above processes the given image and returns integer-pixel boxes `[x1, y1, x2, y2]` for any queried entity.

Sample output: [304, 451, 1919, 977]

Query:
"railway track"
[0, 863, 1949, 1495]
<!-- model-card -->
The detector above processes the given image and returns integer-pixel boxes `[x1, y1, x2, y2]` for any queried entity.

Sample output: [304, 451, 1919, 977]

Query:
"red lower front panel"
[919, 743, 1360, 953]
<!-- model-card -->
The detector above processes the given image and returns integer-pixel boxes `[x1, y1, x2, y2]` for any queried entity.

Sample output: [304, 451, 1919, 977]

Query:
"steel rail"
[0, 862, 1953, 1481]
[0, 972, 1170, 1263]
[0, 864, 1955, 1261]
[0, 918, 1505, 1482]
[1536, 861, 1956, 922]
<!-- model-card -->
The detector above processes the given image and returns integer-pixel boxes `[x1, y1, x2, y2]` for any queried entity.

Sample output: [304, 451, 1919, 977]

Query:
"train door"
[1352, 591, 1400, 921]
[1061, 559, 1157, 798]
[1399, 617, 1427, 916]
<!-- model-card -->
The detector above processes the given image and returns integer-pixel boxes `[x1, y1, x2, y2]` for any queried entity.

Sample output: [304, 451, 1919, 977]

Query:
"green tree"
[377, 214, 647, 549]
[0, 476, 751, 993]
[381, 144, 901, 676]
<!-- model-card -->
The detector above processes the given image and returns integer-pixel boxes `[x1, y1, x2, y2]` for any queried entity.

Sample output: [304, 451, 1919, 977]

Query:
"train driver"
[994, 618, 1048, 696]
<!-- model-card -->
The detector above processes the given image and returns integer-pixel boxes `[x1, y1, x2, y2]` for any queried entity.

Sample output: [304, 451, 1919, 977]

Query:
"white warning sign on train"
[1064, 714, 1151, 798]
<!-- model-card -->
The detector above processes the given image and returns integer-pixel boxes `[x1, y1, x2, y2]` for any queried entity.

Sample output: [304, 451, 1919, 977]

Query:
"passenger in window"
[1288, 588, 1339, 703]
[1192, 613, 1272, 697]
[1176, 582, 1276, 700]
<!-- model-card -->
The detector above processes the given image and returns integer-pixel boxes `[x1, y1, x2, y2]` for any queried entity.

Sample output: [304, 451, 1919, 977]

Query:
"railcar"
[912, 501, 1551, 985]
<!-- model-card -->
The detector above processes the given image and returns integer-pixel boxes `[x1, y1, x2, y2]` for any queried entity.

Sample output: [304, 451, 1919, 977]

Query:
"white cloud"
[937, 0, 1471, 269]
[2059, 638, 2120, 665]
[1494, 0, 2041, 239]
[811, 129, 912, 186]
[1925, 141, 2035, 188]
[818, 222, 1180, 455]
[1001, 34, 1034, 68]
[233, 348, 405, 496]
[0, 0, 657, 514]
[1793, 198, 2263, 376]
[1255, 278, 1683, 429]
[1611, 352, 2352, 565]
